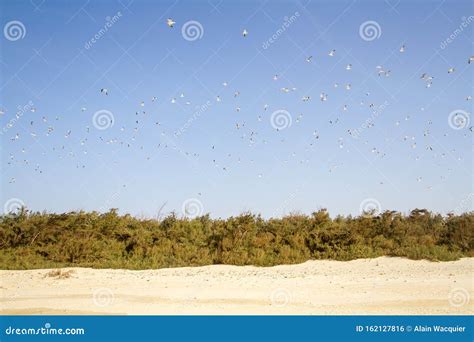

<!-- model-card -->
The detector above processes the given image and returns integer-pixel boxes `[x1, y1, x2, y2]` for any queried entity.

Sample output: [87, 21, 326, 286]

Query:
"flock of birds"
[2, 19, 473, 198]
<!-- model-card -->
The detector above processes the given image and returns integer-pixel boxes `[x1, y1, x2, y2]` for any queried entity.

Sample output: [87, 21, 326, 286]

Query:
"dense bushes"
[0, 208, 472, 269]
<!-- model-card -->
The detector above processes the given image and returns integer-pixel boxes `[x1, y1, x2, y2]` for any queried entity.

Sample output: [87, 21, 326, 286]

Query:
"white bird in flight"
[167, 18, 176, 28]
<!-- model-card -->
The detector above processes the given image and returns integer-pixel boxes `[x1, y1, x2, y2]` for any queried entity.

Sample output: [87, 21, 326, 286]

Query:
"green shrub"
[0, 209, 472, 269]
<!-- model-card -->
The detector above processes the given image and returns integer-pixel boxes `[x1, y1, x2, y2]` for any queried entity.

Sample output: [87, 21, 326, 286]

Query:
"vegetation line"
[1, 208, 472, 270]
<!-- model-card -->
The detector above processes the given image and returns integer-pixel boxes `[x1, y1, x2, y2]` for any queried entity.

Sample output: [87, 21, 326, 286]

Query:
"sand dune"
[1, 257, 472, 315]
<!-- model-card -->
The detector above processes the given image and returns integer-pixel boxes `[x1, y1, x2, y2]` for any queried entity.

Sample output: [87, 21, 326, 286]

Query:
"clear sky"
[0, 0, 472, 219]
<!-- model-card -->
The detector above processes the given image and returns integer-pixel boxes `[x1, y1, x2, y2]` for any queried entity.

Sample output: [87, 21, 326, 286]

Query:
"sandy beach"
[0, 257, 472, 315]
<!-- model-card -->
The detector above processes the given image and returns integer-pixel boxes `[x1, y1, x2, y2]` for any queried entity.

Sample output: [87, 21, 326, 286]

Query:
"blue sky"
[0, 0, 472, 218]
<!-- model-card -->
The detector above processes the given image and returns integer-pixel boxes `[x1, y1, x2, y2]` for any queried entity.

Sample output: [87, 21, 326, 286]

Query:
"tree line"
[0, 208, 472, 269]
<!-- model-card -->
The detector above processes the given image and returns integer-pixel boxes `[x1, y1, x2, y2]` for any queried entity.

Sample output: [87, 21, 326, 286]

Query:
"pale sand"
[0, 257, 472, 315]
